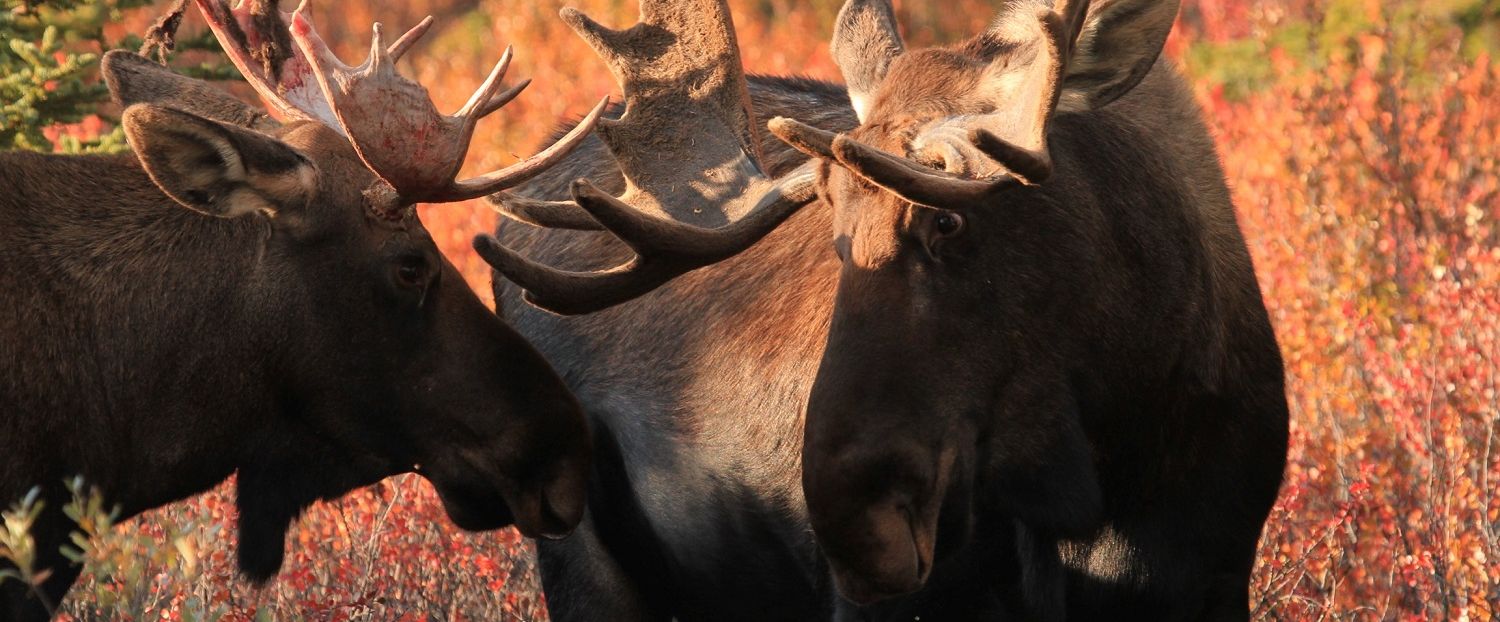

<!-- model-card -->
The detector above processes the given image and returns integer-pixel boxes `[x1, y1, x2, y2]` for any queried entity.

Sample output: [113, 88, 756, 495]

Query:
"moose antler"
[193, 0, 337, 127]
[194, 0, 608, 211]
[907, 0, 1091, 183]
[771, 0, 1094, 207]
[475, 0, 819, 315]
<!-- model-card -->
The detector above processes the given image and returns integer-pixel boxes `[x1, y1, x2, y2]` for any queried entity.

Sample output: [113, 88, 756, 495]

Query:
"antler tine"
[445, 96, 612, 201]
[770, 115, 1023, 203]
[283, 1, 607, 207]
[479, 0, 821, 315]
[833, 135, 1020, 207]
[969, 127, 1054, 184]
[457, 46, 514, 119]
[804, 0, 1092, 203]
[769, 116, 837, 160]
[191, 0, 338, 128]
[557, 8, 630, 77]
[971, 1, 1092, 183]
[479, 164, 818, 315]
[478, 79, 532, 119]
[490, 193, 605, 231]
[386, 15, 434, 62]
[907, 1, 1094, 187]
[558, 0, 766, 197]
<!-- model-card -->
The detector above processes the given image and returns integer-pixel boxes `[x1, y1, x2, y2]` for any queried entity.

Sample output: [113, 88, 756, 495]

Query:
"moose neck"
[1, 151, 280, 516]
[1020, 67, 1272, 475]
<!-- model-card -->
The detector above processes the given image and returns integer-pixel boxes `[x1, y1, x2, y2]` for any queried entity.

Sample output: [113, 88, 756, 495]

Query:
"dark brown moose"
[485, 0, 1288, 619]
[0, 1, 607, 618]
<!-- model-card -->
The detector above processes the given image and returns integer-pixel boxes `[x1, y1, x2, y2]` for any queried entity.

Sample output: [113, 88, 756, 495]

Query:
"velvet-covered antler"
[770, 0, 1096, 207]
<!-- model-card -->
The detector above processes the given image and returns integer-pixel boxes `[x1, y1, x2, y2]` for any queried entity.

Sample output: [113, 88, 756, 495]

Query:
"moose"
[0, 1, 609, 618]
[483, 0, 1288, 619]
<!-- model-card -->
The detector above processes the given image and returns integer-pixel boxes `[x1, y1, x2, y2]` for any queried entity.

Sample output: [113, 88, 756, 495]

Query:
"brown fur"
[492, 76, 853, 621]
[798, 1, 1287, 618]
[490, 1, 1283, 620]
[1, 54, 591, 622]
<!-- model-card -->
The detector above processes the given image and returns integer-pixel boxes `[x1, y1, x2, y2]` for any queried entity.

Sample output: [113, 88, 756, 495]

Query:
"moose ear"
[122, 104, 317, 219]
[1056, 0, 1182, 112]
[831, 0, 905, 123]
[103, 50, 281, 131]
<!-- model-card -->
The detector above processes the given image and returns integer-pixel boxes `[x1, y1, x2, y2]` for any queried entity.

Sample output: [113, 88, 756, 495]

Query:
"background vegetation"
[2, 0, 1497, 618]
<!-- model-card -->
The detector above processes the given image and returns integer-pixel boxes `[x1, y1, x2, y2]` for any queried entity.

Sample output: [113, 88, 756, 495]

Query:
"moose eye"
[933, 210, 965, 237]
[395, 256, 428, 289]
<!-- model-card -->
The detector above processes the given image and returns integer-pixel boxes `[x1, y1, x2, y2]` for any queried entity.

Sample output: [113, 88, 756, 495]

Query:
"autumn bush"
[1197, 4, 1500, 617]
[3, 0, 1497, 619]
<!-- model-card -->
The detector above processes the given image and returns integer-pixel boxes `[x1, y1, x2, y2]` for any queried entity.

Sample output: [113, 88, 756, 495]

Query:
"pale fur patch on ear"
[220, 187, 277, 218]
[208, 134, 247, 181]
[832, 0, 905, 124]
[166, 130, 247, 189]
[150, 122, 246, 191]
[244, 164, 318, 210]
[217, 164, 317, 218]
[1055, 22, 1100, 114]
[850, 93, 872, 124]
[976, 33, 1052, 152]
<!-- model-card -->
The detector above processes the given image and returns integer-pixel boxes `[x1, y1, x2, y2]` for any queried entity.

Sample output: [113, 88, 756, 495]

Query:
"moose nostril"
[536, 489, 573, 539]
[529, 470, 586, 539]
[822, 500, 929, 605]
[901, 504, 931, 581]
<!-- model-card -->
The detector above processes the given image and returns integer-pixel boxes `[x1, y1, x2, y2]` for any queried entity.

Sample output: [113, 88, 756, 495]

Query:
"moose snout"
[803, 440, 951, 605]
[509, 452, 588, 540]
[821, 499, 933, 605]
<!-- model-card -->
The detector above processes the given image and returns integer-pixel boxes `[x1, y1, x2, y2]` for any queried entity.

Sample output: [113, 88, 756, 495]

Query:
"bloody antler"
[287, 3, 609, 205]
[193, 0, 337, 127]
[194, 0, 608, 211]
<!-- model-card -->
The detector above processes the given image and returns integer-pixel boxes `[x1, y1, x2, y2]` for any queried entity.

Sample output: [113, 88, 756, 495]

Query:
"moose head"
[105, 0, 610, 578]
[479, 0, 1243, 609]
[480, 0, 1278, 617]
[768, 0, 1189, 603]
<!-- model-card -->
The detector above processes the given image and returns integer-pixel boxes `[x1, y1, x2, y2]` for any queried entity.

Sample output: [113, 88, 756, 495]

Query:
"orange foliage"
[44, 0, 1500, 619]
[1210, 37, 1500, 622]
